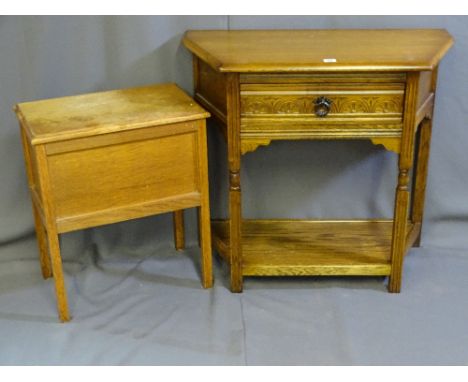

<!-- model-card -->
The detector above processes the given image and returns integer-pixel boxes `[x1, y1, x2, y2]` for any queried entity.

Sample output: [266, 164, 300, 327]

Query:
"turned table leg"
[389, 166, 411, 293]
[229, 170, 242, 292]
[226, 73, 243, 292]
[173, 210, 185, 250]
[388, 71, 420, 293]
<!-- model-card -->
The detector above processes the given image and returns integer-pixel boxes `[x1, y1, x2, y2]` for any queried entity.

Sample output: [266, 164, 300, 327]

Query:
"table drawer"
[240, 81, 405, 123]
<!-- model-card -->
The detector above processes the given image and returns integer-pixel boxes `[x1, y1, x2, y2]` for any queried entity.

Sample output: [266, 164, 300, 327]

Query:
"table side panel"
[417, 71, 433, 109]
[197, 60, 227, 118]
[194, 59, 228, 138]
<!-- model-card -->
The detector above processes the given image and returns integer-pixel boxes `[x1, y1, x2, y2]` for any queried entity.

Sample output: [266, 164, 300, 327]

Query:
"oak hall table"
[15, 84, 213, 321]
[183, 29, 454, 293]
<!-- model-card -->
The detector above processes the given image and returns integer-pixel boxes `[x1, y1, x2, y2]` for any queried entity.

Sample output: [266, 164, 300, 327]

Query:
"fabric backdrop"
[0, 16, 467, 365]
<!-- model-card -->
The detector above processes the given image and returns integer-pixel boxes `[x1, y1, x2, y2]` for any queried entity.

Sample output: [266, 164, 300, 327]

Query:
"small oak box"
[15, 83, 213, 322]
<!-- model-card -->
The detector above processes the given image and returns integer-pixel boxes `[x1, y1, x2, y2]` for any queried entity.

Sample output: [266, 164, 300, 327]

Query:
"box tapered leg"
[196, 207, 201, 248]
[46, 228, 70, 322]
[198, 120, 213, 288]
[32, 204, 52, 279]
[173, 210, 185, 250]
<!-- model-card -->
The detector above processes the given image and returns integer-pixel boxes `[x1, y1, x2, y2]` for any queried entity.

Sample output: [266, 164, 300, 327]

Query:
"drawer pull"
[314, 97, 332, 117]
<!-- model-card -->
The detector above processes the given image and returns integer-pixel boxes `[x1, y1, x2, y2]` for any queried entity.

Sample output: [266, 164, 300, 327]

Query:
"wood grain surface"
[226, 73, 243, 292]
[212, 220, 414, 276]
[183, 29, 453, 72]
[47, 130, 199, 221]
[16, 83, 213, 321]
[185, 28, 453, 293]
[196, 119, 213, 288]
[15, 83, 210, 144]
[388, 72, 420, 293]
[173, 210, 185, 250]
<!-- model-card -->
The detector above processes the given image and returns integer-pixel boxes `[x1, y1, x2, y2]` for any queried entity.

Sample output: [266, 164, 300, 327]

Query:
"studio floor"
[0, 231, 467, 366]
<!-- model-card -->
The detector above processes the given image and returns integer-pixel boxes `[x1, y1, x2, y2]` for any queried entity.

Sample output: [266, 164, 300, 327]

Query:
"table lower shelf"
[212, 219, 416, 277]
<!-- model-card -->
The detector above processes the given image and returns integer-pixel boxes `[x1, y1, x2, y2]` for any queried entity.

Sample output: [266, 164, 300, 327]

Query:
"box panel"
[48, 130, 199, 220]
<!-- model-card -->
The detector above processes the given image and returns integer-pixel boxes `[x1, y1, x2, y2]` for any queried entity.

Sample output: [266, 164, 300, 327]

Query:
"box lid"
[15, 83, 209, 145]
[183, 29, 454, 73]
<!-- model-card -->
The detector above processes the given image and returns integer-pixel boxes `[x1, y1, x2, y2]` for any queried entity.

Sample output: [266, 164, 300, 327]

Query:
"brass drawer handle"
[314, 97, 332, 117]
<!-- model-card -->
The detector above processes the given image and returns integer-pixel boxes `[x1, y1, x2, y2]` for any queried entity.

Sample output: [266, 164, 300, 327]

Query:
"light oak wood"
[239, 80, 405, 153]
[198, 59, 227, 118]
[196, 207, 201, 248]
[240, 126, 405, 155]
[370, 138, 401, 154]
[183, 29, 453, 73]
[56, 193, 201, 234]
[226, 73, 243, 292]
[19, 125, 52, 279]
[212, 220, 415, 276]
[35, 144, 70, 322]
[405, 222, 422, 252]
[388, 71, 420, 293]
[240, 82, 405, 118]
[241, 139, 273, 155]
[184, 29, 453, 293]
[416, 93, 435, 126]
[417, 71, 433, 109]
[197, 120, 213, 288]
[47, 129, 199, 221]
[17, 83, 209, 144]
[194, 59, 227, 137]
[44, 120, 199, 155]
[411, 67, 439, 247]
[16, 84, 213, 321]
[173, 210, 185, 250]
[411, 118, 433, 247]
[240, 73, 407, 84]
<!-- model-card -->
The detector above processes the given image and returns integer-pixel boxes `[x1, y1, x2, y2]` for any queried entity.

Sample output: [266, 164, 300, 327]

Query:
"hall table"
[183, 29, 453, 293]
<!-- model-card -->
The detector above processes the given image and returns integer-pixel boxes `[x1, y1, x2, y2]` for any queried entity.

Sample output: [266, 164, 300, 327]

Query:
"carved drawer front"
[240, 75, 406, 135]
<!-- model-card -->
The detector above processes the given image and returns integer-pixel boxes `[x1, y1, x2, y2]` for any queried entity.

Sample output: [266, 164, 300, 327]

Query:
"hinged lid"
[15, 83, 209, 145]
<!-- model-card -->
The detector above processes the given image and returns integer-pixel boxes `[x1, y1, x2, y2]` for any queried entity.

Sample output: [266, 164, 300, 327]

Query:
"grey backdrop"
[0, 16, 467, 365]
